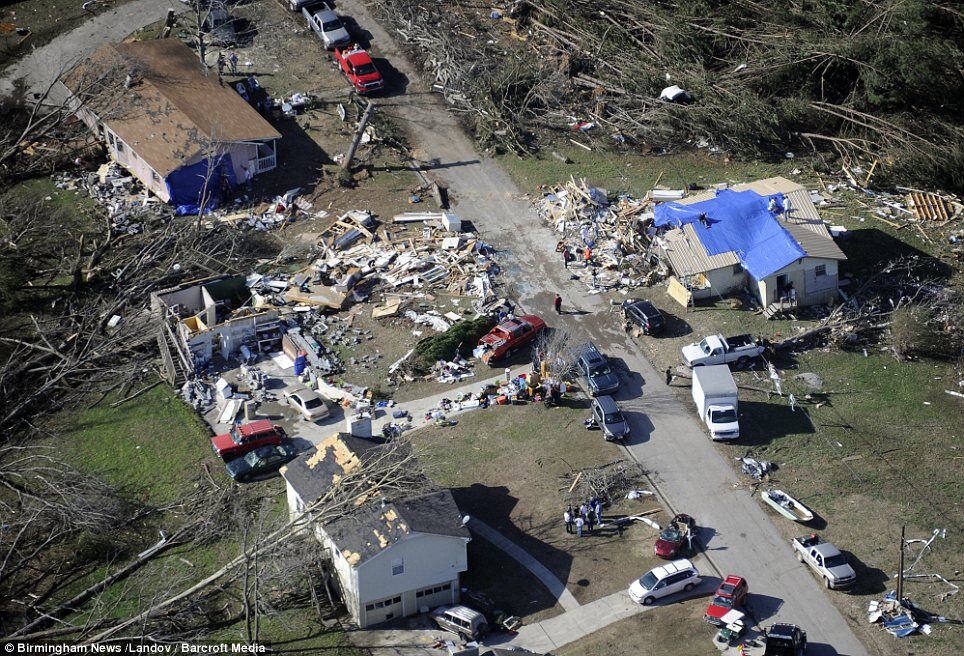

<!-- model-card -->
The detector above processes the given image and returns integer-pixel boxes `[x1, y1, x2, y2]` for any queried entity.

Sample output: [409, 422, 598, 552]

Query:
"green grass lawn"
[498, 147, 796, 197]
[56, 384, 221, 504]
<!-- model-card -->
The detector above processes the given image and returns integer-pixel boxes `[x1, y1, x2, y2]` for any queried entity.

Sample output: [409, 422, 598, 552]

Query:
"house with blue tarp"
[655, 177, 846, 312]
[64, 39, 281, 214]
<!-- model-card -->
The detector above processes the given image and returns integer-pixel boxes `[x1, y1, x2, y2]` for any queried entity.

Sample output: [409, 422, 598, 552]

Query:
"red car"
[211, 420, 286, 461]
[333, 45, 384, 94]
[654, 513, 696, 559]
[704, 575, 749, 625]
[476, 315, 546, 365]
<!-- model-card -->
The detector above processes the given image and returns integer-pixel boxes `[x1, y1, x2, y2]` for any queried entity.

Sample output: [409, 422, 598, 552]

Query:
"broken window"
[391, 558, 404, 575]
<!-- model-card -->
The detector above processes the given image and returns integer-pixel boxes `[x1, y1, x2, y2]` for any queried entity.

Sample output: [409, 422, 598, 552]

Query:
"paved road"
[339, 1, 870, 654]
[0, 0, 185, 100]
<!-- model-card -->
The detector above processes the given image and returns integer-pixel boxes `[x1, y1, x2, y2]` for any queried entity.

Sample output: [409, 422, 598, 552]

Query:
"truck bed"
[727, 334, 756, 348]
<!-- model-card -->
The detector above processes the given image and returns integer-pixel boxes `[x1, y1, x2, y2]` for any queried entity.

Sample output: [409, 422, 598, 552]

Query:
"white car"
[628, 559, 701, 605]
[303, 3, 351, 49]
[284, 388, 330, 421]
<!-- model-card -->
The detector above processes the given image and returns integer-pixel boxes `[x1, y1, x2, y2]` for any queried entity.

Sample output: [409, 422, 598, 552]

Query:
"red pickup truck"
[333, 45, 384, 94]
[211, 420, 286, 461]
[703, 575, 749, 625]
[475, 315, 546, 365]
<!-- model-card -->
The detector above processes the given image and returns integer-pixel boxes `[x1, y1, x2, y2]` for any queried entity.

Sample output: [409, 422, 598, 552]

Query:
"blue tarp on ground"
[654, 188, 806, 279]
[167, 153, 238, 215]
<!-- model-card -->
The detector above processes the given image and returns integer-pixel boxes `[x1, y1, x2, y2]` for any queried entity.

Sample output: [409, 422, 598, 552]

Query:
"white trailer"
[692, 365, 740, 440]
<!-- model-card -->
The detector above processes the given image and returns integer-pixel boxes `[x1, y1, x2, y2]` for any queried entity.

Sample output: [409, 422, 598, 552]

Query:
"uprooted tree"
[371, 0, 964, 190]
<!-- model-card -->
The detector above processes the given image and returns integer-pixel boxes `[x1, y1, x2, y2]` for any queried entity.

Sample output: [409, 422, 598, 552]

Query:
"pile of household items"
[867, 592, 950, 638]
[55, 163, 174, 234]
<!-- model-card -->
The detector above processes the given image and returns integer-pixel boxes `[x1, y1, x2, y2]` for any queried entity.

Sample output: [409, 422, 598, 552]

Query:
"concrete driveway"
[336, 1, 870, 654]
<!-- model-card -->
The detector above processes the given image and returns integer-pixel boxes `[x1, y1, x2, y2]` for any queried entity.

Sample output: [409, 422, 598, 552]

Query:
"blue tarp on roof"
[167, 153, 238, 216]
[654, 188, 806, 279]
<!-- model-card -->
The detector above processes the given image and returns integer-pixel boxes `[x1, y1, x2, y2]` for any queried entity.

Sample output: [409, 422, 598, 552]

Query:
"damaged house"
[63, 39, 281, 212]
[152, 275, 282, 383]
[281, 433, 470, 628]
[655, 177, 846, 314]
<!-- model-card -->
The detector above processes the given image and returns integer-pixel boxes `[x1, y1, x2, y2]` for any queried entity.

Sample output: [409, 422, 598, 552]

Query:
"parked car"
[577, 342, 619, 396]
[429, 605, 488, 641]
[763, 623, 808, 656]
[628, 559, 701, 605]
[622, 298, 665, 335]
[303, 3, 350, 49]
[286, 0, 317, 10]
[226, 443, 299, 482]
[792, 534, 856, 589]
[474, 314, 546, 365]
[588, 395, 629, 441]
[680, 333, 765, 367]
[654, 513, 696, 559]
[704, 575, 749, 625]
[333, 45, 384, 95]
[201, 7, 237, 46]
[284, 387, 330, 421]
[211, 419, 286, 461]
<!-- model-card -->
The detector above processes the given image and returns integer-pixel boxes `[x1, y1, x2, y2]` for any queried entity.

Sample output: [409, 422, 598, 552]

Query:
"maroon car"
[654, 513, 696, 559]
[211, 420, 286, 461]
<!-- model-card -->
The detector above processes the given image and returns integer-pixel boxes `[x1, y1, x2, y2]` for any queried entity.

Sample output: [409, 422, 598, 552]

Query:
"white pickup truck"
[681, 334, 765, 368]
[792, 534, 856, 590]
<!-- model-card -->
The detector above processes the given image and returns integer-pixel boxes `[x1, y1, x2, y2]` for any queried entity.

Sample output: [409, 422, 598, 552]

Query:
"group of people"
[217, 51, 240, 78]
[563, 497, 605, 537]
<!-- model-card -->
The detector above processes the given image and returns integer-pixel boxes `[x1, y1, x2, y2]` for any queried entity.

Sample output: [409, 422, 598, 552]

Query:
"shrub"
[410, 315, 496, 373]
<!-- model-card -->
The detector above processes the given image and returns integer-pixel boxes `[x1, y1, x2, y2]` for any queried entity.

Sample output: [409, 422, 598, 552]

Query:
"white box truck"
[692, 365, 740, 440]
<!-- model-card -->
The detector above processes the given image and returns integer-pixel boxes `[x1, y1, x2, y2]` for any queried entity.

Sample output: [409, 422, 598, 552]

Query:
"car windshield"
[590, 365, 612, 377]
[659, 528, 681, 542]
[711, 594, 734, 608]
[303, 397, 323, 409]
[639, 572, 659, 590]
[604, 412, 624, 424]
[710, 408, 737, 423]
[322, 19, 343, 31]
[229, 427, 243, 444]
[824, 554, 848, 568]
[700, 339, 711, 354]
[354, 63, 377, 76]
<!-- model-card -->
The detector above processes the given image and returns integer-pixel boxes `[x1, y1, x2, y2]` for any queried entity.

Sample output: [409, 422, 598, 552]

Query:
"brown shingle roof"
[658, 177, 845, 277]
[65, 40, 280, 177]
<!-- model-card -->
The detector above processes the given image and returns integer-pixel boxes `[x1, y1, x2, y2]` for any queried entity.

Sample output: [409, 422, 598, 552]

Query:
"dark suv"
[764, 623, 807, 656]
[622, 299, 665, 335]
[577, 342, 620, 396]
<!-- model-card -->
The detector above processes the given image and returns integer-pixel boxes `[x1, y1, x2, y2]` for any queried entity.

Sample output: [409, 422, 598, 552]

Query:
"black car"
[226, 444, 299, 483]
[622, 299, 665, 335]
[763, 623, 807, 656]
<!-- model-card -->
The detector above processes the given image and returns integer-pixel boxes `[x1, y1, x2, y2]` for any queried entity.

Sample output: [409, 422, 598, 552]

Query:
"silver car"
[303, 3, 350, 49]
[284, 388, 330, 421]
[590, 395, 630, 441]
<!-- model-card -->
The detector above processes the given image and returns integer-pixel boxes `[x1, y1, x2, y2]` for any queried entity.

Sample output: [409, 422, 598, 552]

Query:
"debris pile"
[55, 163, 173, 234]
[536, 178, 658, 291]
[868, 592, 949, 638]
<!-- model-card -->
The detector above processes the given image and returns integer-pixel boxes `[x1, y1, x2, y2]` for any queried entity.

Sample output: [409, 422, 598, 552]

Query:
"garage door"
[364, 595, 402, 625]
[415, 582, 453, 611]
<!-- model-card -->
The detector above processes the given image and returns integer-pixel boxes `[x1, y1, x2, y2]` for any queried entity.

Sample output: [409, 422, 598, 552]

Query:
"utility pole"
[896, 525, 905, 600]
[340, 100, 375, 183]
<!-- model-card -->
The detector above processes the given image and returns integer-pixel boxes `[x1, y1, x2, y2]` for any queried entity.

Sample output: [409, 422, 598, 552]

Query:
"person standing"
[229, 51, 239, 74]
[553, 293, 563, 314]
[579, 502, 587, 519]
[665, 366, 673, 386]
[217, 52, 226, 78]
[504, 367, 512, 384]
[575, 515, 584, 537]
[564, 508, 573, 534]
[586, 509, 595, 534]
[583, 246, 592, 266]
[563, 248, 572, 269]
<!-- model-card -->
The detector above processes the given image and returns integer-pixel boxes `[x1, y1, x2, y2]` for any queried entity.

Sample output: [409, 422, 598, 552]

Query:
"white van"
[628, 559, 701, 605]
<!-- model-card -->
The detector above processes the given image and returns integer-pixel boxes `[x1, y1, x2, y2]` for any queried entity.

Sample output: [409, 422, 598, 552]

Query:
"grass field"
[498, 147, 796, 197]
[54, 384, 220, 504]
[413, 401, 668, 614]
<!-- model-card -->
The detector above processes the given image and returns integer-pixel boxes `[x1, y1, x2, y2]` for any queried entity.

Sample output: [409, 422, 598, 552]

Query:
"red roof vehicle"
[333, 45, 384, 94]
[211, 419, 286, 461]
[476, 315, 546, 365]
[654, 513, 696, 559]
[704, 575, 749, 625]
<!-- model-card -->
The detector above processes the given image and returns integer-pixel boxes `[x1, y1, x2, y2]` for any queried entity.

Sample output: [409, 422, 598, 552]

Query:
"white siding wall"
[356, 533, 468, 608]
[757, 258, 840, 306]
[104, 128, 169, 202]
